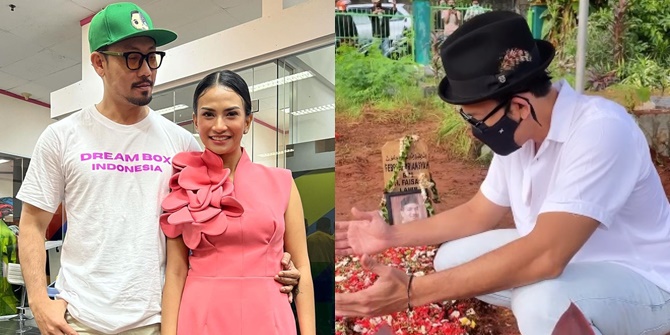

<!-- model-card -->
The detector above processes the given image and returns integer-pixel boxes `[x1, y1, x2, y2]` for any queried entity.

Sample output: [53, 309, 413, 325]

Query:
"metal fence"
[335, 10, 414, 59]
[334, 4, 492, 60]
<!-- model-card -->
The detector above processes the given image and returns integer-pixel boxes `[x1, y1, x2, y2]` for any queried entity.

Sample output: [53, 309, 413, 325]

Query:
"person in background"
[464, 0, 486, 22]
[442, 0, 462, 38]
[370, 0, 398, 57]
[336, 0, 358, 48]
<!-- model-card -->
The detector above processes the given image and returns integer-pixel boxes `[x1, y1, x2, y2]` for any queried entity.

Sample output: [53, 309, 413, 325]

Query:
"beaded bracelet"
[407, 273, 415, 311]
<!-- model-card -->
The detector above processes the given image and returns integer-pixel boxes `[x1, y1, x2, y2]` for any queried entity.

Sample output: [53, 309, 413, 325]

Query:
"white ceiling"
[0, 0, 264, 104]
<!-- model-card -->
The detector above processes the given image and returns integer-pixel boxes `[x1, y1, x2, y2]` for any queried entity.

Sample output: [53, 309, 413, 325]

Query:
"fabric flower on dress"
[160, 149, 244, 249]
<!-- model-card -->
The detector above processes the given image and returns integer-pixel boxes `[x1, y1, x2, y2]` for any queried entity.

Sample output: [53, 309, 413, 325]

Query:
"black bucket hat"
[438, 11, 556, 105]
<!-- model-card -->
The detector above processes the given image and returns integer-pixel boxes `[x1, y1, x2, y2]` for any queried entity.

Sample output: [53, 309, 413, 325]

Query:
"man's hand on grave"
[335, 254, 410, 317]
[335, 207, 392, 256]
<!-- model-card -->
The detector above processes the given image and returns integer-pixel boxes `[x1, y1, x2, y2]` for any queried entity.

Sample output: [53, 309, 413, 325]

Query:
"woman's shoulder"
[248, 162, 292, 180]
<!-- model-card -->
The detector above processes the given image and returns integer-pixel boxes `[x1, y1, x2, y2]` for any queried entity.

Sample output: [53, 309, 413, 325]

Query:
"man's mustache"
[132, 79, 153, 88]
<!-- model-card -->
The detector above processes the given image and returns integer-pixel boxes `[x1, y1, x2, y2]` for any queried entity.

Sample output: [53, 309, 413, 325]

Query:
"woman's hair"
[192, 70, 252, 116]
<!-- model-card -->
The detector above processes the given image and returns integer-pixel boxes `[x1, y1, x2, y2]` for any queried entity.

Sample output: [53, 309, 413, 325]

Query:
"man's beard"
[126, 93, 153, 106]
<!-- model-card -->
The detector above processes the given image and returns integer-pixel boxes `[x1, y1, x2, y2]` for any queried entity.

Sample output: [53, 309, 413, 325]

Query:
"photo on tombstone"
[385, 189, 428, 225]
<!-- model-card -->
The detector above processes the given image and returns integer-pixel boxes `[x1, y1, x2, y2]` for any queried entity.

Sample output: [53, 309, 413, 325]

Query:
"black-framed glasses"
[98, 51, 166, 70]
[459, 98, 512, 131]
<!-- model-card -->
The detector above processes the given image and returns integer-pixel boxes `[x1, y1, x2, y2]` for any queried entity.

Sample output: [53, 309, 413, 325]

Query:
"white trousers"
[433, 229, 670, 335]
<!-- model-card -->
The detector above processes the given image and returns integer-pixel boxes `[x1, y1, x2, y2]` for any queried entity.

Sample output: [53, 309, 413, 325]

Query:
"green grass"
[335, 45, 479, 161]
[435, 104, 474, 159]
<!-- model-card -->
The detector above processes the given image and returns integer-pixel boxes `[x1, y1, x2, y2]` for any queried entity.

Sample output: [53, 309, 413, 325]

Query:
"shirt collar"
[545, 79, 580, 143]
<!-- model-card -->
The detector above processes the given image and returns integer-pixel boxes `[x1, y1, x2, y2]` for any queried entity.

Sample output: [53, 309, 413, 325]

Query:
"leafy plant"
[624, 0, 670, 67]
[592, 83, 651, 112]
[335, 43, 421, 114]
[619, 57, 670, 94]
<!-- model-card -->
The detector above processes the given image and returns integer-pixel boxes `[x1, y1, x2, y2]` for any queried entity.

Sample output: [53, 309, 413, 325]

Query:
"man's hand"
[275, 252, 301, 303]
[335, 254, 410, 317]
[33, 299, 78, 335]
[335, 208, 392, 256]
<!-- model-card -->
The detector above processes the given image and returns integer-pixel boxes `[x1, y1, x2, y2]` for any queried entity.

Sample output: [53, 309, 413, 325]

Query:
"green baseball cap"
[88, 2, 177, 53]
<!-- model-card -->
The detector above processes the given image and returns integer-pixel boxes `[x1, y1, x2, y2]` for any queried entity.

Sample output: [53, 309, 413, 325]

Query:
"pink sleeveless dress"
[160, 148, 296, 334]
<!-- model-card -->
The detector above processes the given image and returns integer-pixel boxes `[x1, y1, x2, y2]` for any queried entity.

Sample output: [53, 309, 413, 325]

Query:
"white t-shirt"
[17, 105, 201, 333]
[481, 80, 670, 292]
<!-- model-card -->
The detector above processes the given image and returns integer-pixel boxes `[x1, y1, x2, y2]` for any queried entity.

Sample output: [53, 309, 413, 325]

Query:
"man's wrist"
[28, 294, 51, 310]
[410, 274, 445, 307]
[387, 225, 402, 249]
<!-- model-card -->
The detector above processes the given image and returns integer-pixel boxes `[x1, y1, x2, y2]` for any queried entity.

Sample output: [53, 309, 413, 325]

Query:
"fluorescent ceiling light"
[257, 149, 295, 158]
[291, 103, 335, 116]
[155, 104, 189, 115]
[249, 71, 314, 92]
[0, 159, 10, 164]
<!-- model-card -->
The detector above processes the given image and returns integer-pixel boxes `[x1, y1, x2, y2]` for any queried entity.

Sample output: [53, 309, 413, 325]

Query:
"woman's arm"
[161, 237, 189, 335]
[284, 180, 316, 335]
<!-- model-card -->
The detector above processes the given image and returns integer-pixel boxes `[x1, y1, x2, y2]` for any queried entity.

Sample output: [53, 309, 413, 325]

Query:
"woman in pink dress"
[160, 70, 316, 334]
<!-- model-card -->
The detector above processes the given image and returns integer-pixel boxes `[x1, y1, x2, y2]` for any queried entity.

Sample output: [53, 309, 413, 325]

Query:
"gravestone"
[381, 137, 431, 192]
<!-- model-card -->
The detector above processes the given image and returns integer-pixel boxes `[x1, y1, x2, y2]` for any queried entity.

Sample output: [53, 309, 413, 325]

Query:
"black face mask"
[472, 113, 522, 155]
[459, 96, 540, 156]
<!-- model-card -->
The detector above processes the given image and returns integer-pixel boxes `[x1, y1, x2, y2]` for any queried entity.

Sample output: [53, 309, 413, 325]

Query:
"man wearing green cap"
[17, 3, 299, 334]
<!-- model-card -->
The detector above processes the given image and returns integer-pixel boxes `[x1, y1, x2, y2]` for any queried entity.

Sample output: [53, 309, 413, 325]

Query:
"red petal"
[159, 213, 183, 238]
[167, 207, 193, 225]
[201, 149, 227, 183]
[169, 173, 181, 191]
[220, 179, 234, 196]
[209, 186, 223, 209]
[162, 189, 189, 212]
[220, 196, 244, 217]
[186, 187, 211, 211]
[181, 223, 201, 249]
[172, 151, 204, 169]
[198, 213, 228, 236]
[191, 207, 221, 223]
[178, 165, 210, 190]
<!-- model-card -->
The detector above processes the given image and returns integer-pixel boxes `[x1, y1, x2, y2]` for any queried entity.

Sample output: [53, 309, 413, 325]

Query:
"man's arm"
[18, 203, 54, 307]
[335, 211, 599, 317]
[411, 212, 599, 306]
[18, 203, 77, 335]
[389, 190, 509, 248]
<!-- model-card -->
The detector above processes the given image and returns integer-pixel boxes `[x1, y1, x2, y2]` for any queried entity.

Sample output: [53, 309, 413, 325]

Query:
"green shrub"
[335, 43, 421, 110]
[435, 104, 474, 159]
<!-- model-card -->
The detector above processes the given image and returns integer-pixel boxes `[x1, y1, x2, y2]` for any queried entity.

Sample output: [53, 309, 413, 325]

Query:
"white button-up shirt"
[481, 80, 670, 292]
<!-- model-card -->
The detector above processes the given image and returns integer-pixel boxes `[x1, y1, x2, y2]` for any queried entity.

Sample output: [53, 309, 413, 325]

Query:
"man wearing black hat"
[335, 11, 670, 335]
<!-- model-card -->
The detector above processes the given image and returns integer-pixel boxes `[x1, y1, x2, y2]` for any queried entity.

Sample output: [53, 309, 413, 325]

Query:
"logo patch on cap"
[130, 11, 149, 31]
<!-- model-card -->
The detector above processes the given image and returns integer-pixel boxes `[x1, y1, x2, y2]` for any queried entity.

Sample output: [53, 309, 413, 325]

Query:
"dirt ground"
[335, 109, 670, 335]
